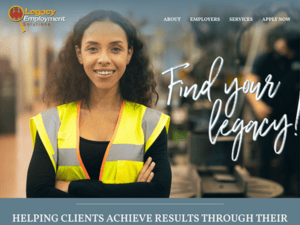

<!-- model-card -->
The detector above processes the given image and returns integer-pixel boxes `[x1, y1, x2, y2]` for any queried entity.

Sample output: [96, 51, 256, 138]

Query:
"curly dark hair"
[42, 10, 158, 108]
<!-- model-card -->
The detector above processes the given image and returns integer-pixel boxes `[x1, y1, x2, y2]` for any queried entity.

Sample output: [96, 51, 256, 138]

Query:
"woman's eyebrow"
[84, 41, 100, 45]
[110, 41, 124, 44]
[84, 41, 124, 45]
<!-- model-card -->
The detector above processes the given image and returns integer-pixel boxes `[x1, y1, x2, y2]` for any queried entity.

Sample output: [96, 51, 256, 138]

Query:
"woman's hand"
[136, 157, 155, 182]
[55, 180, 71, 193]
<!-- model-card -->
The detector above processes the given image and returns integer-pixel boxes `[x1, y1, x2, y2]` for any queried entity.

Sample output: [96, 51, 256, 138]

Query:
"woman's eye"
[88, 47, 97, 51]
[112, 47, 121, 52]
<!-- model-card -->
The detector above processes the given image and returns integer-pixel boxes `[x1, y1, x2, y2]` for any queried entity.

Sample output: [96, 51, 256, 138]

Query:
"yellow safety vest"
[29, 100, 170, 184]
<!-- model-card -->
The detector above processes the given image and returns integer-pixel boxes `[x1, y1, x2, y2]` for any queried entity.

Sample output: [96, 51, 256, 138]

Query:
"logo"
[8, 5, 65, 33]
[8, 6, 25, 32]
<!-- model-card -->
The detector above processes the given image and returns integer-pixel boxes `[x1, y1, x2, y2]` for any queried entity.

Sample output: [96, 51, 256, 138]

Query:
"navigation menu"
[229, 17, 253, 21]
[190, 17, 220, 22]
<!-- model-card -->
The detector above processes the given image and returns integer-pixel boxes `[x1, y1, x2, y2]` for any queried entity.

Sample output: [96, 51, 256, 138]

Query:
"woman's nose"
[97, 51, 111, 64]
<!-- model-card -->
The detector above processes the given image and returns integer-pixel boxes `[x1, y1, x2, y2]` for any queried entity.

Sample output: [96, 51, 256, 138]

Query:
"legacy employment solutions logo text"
[8, 5, 66, 32]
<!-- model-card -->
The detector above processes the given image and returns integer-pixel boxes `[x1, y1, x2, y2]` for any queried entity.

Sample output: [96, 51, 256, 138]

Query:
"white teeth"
[95, 71, 114, 75]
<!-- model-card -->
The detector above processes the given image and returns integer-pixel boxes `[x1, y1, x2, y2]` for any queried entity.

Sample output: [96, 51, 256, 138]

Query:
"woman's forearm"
[27, 184, 74, 198]
[68, 179, 170, 198]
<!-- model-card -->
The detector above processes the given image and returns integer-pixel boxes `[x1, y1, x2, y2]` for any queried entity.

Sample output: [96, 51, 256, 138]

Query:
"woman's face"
[76, 20, 133, 93]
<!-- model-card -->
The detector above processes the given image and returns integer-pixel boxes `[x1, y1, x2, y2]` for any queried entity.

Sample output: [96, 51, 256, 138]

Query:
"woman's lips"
[94, 70, 116, 78]
[94, 70, 116, 75]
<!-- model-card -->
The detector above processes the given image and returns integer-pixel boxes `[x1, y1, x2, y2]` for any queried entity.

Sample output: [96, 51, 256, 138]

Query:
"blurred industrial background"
[0, 0, 299, 198]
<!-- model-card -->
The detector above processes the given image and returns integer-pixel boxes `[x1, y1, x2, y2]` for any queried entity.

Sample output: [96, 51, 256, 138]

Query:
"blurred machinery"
[186, 107, 248, 197]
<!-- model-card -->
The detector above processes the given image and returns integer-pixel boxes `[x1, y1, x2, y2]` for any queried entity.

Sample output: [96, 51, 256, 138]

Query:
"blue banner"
[1, 199, 299, 224]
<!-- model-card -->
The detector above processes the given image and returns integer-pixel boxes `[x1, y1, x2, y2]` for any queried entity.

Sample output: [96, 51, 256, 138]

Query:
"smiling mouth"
[94, 70, 116, 76]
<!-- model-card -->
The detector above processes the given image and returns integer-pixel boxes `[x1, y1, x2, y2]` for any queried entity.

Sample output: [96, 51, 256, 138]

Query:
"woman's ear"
[75, 45, 83, 65]
[126, 47, 134, 65]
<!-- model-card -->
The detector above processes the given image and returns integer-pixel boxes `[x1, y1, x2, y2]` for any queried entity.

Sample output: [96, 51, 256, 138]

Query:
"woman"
[27, 10, 171, 198]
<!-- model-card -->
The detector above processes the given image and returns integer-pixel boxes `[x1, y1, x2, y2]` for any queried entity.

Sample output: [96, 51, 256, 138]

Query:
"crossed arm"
[26, 128, 172, 198]
[56, 156, 156, 192]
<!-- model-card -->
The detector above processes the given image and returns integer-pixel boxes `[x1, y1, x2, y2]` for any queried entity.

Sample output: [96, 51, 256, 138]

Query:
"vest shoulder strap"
[119, 101, 170, 152]
[29, 102, 78, 172]
[141, 106, 170, 152]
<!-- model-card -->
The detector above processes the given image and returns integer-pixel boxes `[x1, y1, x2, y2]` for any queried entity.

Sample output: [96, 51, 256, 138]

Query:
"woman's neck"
[83, 84, 123, 112]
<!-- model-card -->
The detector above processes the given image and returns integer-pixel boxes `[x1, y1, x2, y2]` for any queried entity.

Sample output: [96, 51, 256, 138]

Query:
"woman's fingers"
[147, 172, 154, 182]
[55, 180, 70, 193]
[137, 157, 155, 182]
[142, 162, 155, 181]
[139, 157, 152, 176]
[137, 157, 152, 182]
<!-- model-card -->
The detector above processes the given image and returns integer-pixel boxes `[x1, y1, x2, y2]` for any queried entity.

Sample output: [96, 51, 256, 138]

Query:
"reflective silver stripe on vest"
[58, 148, 80, 166]
[106, 144, 144, 162]
[41, 107, 60, 168]
[142, 108, 161, 144]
